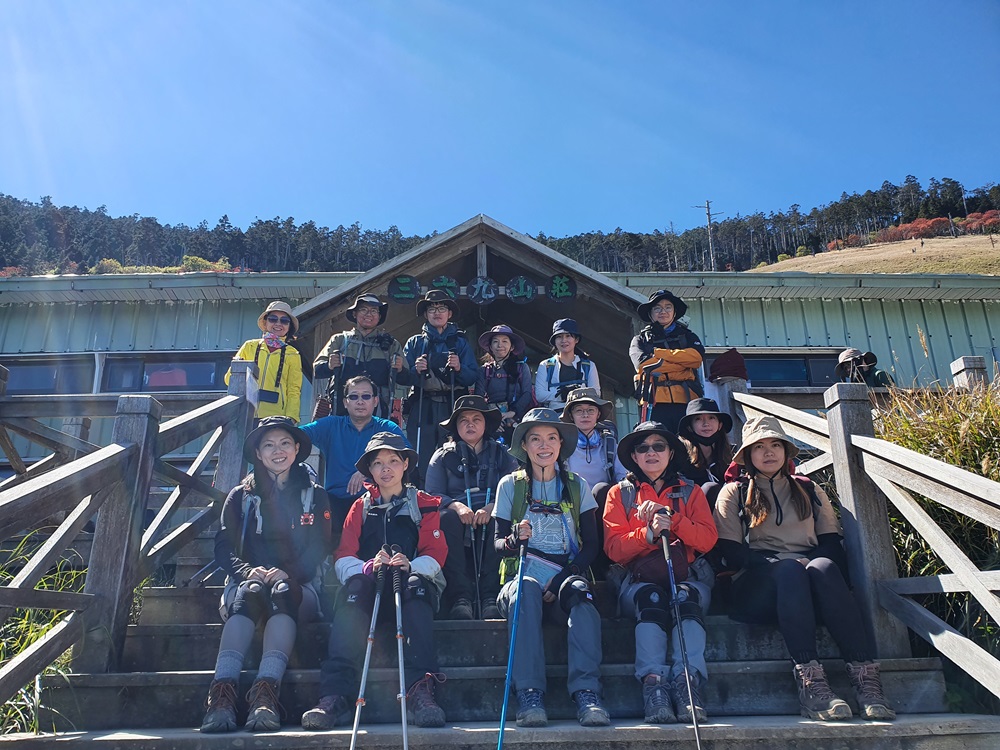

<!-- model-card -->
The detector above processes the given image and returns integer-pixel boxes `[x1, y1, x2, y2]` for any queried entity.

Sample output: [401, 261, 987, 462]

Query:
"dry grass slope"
[749, 235, 1000, 275]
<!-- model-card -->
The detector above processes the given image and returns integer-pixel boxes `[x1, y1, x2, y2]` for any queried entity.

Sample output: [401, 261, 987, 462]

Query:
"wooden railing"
[0, 362, 255, 704]
[731, 357, 1000, 701]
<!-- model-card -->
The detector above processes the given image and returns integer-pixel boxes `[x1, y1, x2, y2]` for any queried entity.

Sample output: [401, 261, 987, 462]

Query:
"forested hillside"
[0, 175, 997, 277]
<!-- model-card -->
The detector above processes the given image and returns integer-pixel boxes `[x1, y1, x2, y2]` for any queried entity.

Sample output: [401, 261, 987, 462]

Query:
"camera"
[258, 390, 280, 404]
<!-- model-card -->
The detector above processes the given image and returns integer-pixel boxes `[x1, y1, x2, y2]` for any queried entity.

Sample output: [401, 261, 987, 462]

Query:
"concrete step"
[11, 715, 1000, 750]
[122, 617, 843, 672]
[39, 658, 947, 731]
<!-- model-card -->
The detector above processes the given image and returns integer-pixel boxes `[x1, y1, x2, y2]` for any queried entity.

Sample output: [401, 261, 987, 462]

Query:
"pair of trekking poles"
[496, 520, 702, 750]
[351, 544, 410, 750]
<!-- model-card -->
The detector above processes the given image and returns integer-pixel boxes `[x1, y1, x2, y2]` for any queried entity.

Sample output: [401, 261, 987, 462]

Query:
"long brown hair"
[679, 431, 733, 473]
[744, 443, 811, 528]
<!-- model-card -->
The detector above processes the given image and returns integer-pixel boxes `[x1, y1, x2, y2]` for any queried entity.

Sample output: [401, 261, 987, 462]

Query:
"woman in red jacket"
[604, 422, 718, 725]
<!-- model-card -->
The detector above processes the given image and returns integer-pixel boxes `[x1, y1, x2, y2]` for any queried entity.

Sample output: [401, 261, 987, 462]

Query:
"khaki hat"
[732, 416, 799, 465]
[560, 387, 613, 424]
[509, 408, 578, 463]
[355, 432, 418, 478]
[257, 301, 299, 335]
[346, 293, 388, 325]
[835, 348, 878, 377]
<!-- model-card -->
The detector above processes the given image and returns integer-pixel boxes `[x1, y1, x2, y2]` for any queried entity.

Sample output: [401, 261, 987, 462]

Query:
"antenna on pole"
[692, 200, 724, 270]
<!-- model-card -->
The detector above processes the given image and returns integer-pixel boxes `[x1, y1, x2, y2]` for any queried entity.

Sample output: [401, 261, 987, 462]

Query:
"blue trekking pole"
[660, 513, 703, 750]
[497, 542, 527, 750]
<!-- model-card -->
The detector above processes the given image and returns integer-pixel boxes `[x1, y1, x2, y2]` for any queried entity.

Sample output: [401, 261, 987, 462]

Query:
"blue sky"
[1, 1, 997, 238]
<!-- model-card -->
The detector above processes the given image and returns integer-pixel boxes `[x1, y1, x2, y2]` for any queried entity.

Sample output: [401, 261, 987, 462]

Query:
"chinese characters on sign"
[386, 274, 575, 304]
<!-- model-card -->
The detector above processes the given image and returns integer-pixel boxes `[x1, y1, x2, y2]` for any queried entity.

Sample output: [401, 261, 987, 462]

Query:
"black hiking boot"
[481, 598, 501, 619]
[515, 688, 547, 727]
[301, 694, 350, 730]
[573, 689, 611, 727]
[200, 679, 238, 733]
[641, 674, 675, 724]
[449, 598, 474, 620]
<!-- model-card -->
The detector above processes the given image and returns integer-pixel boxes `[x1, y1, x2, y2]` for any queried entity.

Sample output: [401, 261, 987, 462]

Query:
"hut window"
[0, 357, 94, 395]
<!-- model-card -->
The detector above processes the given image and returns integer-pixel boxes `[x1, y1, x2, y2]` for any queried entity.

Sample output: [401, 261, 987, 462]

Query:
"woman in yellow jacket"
[226, 301, 303, 422]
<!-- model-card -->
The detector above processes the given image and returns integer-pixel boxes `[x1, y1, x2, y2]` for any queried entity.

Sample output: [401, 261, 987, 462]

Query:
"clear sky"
[1, 1, 997, 238]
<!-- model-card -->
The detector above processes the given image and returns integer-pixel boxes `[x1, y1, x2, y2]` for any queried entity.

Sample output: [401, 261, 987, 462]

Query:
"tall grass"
[875, 381, 1000, 713]
[0, 530, 85, 735]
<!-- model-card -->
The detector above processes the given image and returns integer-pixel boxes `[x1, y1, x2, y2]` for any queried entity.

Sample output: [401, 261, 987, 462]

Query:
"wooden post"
[74, 395, 161, 673]
[824, 383, 911, 658]
[213, 361, 256, 496]
[950, 356, 987, 390]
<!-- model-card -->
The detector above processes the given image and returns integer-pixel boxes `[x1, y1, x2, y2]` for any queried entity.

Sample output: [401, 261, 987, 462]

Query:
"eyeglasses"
[426, 305, 450, 313]
[355, 307, 380, 316]
[572, 407, 600, 417]
[346, 393, 375, 401]
[265, 315, 291, 325]
[633, 442, 669, 455]
[651, 305, 674, 315]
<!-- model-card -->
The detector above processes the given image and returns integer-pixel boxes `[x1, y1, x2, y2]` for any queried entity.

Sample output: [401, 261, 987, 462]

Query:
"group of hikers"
[203, 289, 896, 737]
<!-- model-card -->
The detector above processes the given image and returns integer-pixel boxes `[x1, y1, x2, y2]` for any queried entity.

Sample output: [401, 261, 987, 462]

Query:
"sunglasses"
[633, 442, 670, 455]
[529, 501, 563, 515]
[265, 315, 291, 325]
[346, 393, 375, 401]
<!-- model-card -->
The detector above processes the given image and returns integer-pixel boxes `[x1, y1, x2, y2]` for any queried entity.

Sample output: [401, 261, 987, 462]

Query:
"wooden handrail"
[157, 395, 244, 455]
[733, 390, 832, 451]
[0, 393, 222, 419]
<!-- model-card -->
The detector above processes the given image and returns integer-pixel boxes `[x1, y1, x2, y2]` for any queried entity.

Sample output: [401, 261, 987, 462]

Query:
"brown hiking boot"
[244, 678, 282, 732]
[200, 678, 238, 733]
[301, 694, 350, 730]
[407, 672, 446, 727]
[847, 661, 896, 720]
[793, 660, 852, 721]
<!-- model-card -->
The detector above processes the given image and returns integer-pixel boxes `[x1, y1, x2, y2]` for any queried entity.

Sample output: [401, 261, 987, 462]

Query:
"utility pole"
[693, 200, 723, 271]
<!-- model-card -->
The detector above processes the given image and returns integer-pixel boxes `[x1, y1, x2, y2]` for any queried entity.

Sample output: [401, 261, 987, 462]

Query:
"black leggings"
[729, 556, 873, 664]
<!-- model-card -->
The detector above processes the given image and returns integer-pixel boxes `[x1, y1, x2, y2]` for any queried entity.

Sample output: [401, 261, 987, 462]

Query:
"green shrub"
[795, 246, 810, 257]
[755, 261, 769, 268]
[90, 258, 124, 274]
[776, 253, 791, 263]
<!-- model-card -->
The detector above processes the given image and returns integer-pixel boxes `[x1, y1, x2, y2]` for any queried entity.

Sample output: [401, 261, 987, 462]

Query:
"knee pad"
[269, 578, 302, 619]
[229, 579, 267, 621]
[557, 575, 594, 615]
[676, 583, 705, 628]
[337, 573, 375, 611]
[402, 573, 439, 611]
[634, 584, 671, 632]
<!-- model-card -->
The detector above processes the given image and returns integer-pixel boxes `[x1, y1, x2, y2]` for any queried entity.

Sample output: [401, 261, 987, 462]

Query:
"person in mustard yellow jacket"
[227, 301, 303, 423]
[629, 290, 705, 432]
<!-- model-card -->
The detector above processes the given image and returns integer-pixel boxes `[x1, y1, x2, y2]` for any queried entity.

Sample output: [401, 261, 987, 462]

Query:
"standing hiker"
[474, 324, 534, 444]
[534, 319, 601, 411]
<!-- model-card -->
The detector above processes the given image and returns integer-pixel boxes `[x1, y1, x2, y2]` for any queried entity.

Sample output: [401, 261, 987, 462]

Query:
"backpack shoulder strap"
[617, 478, 638, 517]
[511, 469, 529, 524]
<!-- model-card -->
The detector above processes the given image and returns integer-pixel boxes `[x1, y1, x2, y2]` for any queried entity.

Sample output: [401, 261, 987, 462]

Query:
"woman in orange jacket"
[603, 421, 718, 725]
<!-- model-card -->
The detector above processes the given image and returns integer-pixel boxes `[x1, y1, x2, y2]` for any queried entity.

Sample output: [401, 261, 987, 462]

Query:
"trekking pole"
[415, 384, 425, 472]
[659, 514, 702, 750]
[461, 444, 482, 619]
[390, 544, 410, 750]
[497, 542, 527, 750]
[349, 548, 388, 750]
[448, 350, 457, 412]
[638, 371, 650, 422]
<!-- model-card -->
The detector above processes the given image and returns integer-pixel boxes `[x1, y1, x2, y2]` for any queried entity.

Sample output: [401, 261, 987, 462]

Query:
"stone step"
[11, 715, 1000, 750]
[122, 617, 843, 672]
[39, 658, 946, 731]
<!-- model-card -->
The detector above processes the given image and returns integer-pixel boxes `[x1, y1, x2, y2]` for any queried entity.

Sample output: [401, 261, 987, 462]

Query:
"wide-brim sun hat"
[355, 432, 419, 478]
[677, 397, 734, 435]
[560, 387, 614, 424]
[617, 421, 687, 475]
[243, 415, 312, 464]
[835, 347, 878, 377]
[549, 318, 581, 346]
[439, 394, 503, 436]
[509, 408, 579, 463]
[257, 301, 299, 335]
[637, 289, 688, 323]
[732, 415, 799, 465]
[478, 324, 526, 356]
[346, 293, 389, 325]
[416, 289, 460, 318]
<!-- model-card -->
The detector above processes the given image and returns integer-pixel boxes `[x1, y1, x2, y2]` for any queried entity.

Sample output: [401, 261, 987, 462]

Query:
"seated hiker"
[629, 290, 705, 432]
[836, 347, 895, 388]
[474, 324, 535, 444]
[403, 289, 479, 480]
[300, 374, 406, 542]
[603, 422, 717, 725]
[676, 397, 734, 507]
[534, 318, 601, 411]
[226, 301, 303, 423]
[425, 395, 518, 620]
[493, 408, 610, 728]
[713, 416, 895, 722]
[302, 432, 448, 730]
[201, 417, 332, 734]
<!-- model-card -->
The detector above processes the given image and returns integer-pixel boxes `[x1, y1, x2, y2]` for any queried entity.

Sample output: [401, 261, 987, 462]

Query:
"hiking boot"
[641, 674, 675, 724]
[515, 688, 548, 727]
[793, 660, 852, 720]
[301, 694, 350, 731]
[847, 661, 896, 721]
[449, 598, 474, 620]
[670, 671, 708, 723]
[200, 678, 238, 733]
[573, 689, 611, 727]
[481, 599, 501, 620]
[244, 678, 281, 732]
[407, 672, 446, 727]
